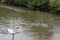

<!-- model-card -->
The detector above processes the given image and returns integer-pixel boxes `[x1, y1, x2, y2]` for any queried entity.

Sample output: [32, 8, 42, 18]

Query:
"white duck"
[8, 29, 15, 34]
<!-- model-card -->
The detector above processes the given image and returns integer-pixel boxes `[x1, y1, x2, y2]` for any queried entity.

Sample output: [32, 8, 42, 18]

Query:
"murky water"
[0, 6, 60, 40]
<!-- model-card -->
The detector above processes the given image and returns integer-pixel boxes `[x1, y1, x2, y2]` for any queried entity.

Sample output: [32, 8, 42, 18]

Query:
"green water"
[0, 6, 60, 40]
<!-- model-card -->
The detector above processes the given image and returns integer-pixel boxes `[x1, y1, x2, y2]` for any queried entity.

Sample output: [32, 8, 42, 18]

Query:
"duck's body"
[40, 23, 48, 28]
[8, 29, 15, 34]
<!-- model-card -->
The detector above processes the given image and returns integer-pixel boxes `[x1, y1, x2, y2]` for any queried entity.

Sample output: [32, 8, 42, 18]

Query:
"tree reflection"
[29, 25, 53, 40]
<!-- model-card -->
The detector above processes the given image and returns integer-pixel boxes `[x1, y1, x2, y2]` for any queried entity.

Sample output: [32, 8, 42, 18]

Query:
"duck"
[40, 23, 48, 28]
[8, 29, 15, 34]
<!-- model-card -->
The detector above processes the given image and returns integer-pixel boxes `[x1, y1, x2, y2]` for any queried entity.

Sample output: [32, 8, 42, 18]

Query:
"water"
[0, 6, 60, 40]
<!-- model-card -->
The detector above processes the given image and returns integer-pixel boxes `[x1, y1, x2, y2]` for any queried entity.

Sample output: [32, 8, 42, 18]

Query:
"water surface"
[0, 6, 60, 40]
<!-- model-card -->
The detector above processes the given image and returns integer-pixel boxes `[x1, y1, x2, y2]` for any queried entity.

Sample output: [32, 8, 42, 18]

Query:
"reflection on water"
[51, 33, 60, 40]
[0, 19, 53, 40]
[51, 26, 60, 40]
[0, 7, 60, 40]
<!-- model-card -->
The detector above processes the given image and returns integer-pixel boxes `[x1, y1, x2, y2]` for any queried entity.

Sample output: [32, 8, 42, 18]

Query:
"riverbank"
[0, 4, 50, 14]
[0, 4, 60, 16]
[0, 4, 27, 12]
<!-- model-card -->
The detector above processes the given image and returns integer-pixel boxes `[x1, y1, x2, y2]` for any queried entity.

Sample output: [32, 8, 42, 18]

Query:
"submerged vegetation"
[0, 0, 60, 13]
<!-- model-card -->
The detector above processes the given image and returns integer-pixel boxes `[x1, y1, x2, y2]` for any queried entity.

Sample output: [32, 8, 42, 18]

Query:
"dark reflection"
[25, 25, 53, 40]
